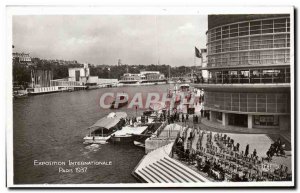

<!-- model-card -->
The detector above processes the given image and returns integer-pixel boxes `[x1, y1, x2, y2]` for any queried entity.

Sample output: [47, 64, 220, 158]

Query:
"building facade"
[30, 69, 53, 87]
[68, 63, 90, 83]
[192, 14, 291, 130]
[13, 52, 31, 63]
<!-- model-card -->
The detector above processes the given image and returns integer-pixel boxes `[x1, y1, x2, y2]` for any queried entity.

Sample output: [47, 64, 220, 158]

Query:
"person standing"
[253, 149, 257, 157]
[245, 144, 249, 157]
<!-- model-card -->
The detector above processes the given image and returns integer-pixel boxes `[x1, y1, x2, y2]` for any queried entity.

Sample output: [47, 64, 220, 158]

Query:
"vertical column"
[248, 114, 253, 129]
[210, 111, 215, 122]
[222, 112, 228, 126]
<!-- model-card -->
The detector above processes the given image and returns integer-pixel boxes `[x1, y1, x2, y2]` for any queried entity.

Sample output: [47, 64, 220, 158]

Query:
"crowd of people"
[266, 138, 286, 161]
[172, 128, 291, 182]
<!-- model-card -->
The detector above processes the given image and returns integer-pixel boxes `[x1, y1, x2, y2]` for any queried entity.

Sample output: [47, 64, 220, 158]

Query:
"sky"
[13, 15, 207, 66]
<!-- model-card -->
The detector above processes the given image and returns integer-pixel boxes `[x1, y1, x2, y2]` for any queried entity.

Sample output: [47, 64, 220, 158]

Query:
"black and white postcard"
[6, 6, 295, 188]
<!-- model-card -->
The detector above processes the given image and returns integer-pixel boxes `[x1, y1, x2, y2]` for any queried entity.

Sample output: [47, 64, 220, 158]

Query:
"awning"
[88, 112, 127, 132]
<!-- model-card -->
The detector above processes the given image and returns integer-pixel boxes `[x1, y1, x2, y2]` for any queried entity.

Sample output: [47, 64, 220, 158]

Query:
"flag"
[195, 47, 201, 58]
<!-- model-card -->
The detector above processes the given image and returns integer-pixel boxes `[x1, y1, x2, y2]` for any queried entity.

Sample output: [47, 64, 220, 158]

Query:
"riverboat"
[83, 112, 127, 144]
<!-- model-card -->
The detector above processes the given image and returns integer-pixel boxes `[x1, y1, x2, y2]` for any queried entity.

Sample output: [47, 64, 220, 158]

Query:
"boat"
[110, 94, 129, 109]
[110, 107, 163, 144]
[132, 122, 163, 147]
[86, 83, 99, 90]
[83, 112, 127, 144]
[26, 86, 61, 95]
[178, 83, 191, 92]
[143, 102, 166, 123]
[118, 71, 167, 87]
[13, 91, 28, 99]
[110, 125, 149, 143]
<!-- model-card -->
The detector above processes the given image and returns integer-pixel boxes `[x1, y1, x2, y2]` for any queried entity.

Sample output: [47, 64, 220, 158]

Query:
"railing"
[152, 121, 168, 138]
[193, 76, 290, 84]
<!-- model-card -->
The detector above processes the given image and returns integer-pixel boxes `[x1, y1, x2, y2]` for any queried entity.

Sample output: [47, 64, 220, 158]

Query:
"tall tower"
[118, 59, 122, 66]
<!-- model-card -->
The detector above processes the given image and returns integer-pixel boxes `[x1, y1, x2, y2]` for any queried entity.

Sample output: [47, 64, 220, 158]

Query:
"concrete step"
[157, 159, 192, 183]
[148, 163, 176, 183]
[141, 168, 163, 183]
[135, 169, 155, 183]
[145, 165, 171, 183]
[159, 158, 199, 183]
[164, 156, 208, 182]
[152, 162, 183, 183]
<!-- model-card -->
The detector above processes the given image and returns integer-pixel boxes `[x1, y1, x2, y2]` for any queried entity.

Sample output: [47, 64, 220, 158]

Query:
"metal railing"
[193, 76, 290, 84]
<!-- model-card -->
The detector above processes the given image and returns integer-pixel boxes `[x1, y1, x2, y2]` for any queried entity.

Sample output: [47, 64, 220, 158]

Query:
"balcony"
[191, 76, 290, 92]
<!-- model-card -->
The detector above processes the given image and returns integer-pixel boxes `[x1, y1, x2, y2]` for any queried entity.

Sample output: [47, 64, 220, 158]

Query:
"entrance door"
[75, 70, 80, 81]
[228, 113, 248, 127]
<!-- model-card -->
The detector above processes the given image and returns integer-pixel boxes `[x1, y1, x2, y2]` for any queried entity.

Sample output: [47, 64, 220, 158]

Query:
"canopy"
[113, 126, 148, 137]
[88, 112, 127, 132]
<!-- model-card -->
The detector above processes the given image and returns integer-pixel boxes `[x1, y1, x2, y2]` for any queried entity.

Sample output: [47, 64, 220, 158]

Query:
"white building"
[13, 52, 31, 63]
[68, 63, 91, 84]
[200, 49, 208, 79]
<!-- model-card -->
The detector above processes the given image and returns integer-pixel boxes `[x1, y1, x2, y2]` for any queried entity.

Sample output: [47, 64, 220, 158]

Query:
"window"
[254, 115, 279, 126]
[239, 22, 249, 36]
[249, 51, 260, 65]
[217, 112, 222, 121]
[250, 36, 261, 49]
[239, 53, 249, 65]
[222, 26, 229, 39]
[239, 37, 249, 50]
[230, 24, 238, 37]
[250, 21, 261, 35]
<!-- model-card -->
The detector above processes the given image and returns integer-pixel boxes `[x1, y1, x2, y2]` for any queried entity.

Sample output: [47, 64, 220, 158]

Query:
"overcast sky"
[13, 15, 207, 66]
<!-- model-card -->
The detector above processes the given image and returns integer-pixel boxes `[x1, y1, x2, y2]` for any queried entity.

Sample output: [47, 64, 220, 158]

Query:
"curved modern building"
[192, 14, 291, 130]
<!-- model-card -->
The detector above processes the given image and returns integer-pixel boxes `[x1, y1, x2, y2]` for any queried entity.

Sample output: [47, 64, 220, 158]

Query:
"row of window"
[205, 92, 290, 114]
[50, 81, 81, 86]
[207, 49, 290, 67]
[195, 67, 290, 84]
[207, 34, 290, 55]
[253, 115, 279, 126]
[207, 17, 290, 42]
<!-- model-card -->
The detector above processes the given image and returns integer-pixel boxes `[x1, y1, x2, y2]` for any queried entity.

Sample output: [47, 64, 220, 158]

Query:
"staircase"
[133, 142, 209, 183]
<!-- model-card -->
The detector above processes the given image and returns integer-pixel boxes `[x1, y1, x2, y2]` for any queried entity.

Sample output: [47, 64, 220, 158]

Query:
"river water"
[13, 84, 171, 184]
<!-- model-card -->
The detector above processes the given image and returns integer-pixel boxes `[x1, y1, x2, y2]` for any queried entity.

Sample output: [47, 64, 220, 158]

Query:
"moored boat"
[110, 125, 148, 143]
[83, 112, 127, 144]
[13, 90, 28, 99]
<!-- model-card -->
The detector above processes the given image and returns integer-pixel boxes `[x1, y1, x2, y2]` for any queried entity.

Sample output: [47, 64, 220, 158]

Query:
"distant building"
[13, 52, 31, 63]
[118, 59, 122, 66]
[52, 63, 116, 87]
[30, 69, 53, 88]
[141, 71, 166, 80]
[68, 63, 92, 84]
